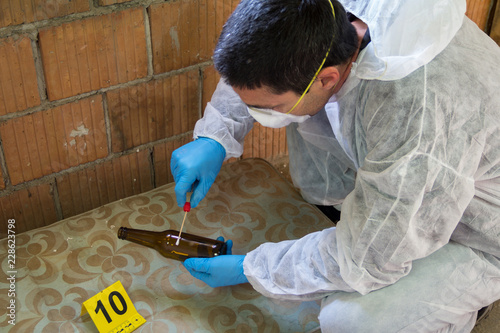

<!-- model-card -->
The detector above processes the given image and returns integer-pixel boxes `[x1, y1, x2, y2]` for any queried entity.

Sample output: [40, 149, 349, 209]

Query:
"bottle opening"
[117, 227, 128, 239]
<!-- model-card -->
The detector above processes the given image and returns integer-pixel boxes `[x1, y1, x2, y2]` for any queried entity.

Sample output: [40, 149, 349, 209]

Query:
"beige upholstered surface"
[0, 158, 334, 332]
[473, 302, 500, 333]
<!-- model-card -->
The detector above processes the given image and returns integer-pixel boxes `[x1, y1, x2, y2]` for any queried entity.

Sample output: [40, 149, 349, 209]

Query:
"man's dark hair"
[213, 0, 358, 95]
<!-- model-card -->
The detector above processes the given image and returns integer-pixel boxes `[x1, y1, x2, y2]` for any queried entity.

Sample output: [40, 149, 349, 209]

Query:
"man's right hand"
[170, 137, 226, 208]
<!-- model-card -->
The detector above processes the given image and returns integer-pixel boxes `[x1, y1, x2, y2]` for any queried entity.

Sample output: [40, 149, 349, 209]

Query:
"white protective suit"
[193, 0, 500, 331]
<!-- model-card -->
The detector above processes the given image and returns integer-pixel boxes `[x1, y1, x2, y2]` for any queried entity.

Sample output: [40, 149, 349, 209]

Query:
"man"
[170, 0, 500, 331]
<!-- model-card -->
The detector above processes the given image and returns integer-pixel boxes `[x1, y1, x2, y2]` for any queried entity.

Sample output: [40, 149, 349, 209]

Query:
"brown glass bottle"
[117, 227, 227, 261]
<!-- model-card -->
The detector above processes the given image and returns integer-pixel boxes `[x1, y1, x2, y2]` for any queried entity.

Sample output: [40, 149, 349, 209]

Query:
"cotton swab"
[176, 202, 191, 246]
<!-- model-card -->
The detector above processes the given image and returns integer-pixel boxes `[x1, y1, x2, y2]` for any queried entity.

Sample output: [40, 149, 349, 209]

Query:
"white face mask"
[247, 107, 311, 129]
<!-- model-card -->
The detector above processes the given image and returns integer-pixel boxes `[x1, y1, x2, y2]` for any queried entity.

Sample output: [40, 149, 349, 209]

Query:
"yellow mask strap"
[287, 0, 336, 114]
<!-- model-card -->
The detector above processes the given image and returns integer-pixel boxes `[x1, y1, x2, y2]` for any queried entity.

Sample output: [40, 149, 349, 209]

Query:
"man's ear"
[317, 67, 341, 90]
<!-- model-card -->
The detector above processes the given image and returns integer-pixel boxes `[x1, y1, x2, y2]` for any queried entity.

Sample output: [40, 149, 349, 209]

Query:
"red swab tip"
[183, 202, 191, 212]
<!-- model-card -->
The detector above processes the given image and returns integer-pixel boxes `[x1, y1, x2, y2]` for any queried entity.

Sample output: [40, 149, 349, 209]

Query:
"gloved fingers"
[216, 237, 233, 255]
[191, 178, 200, 193]
[174, 178, 197, 207]
[170, 157, 178, 183]
[183, 258, 218, 287]
[183, 257, 212, 273]
[184, 256, 248, 288]
[226, 239, 233, 255]
[170, 147, 186, 184]
[186, 269, 213, 286]
[189, 178, 214, 208]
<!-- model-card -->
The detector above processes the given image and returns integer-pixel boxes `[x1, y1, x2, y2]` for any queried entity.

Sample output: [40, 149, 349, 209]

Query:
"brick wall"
[0, 0, 495, 236]
[466, 0, 494, 30]
[0, 0, 287, 236]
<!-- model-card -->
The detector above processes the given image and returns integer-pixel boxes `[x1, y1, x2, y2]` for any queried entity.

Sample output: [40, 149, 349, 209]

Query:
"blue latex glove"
[170, 137, 226, 208]
[183, 239, 249, 288]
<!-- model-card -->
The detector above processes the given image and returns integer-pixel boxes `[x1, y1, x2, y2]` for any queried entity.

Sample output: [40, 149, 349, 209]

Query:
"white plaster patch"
[169, 26, 180, 52]
[70, 124, 89, 138]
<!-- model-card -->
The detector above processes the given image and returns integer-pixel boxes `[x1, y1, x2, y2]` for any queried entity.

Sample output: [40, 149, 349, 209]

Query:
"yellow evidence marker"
[81, 280, 146, 333]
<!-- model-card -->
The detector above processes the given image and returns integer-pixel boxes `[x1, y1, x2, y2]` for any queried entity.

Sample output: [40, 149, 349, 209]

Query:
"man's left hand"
[183, 239, 248, 287]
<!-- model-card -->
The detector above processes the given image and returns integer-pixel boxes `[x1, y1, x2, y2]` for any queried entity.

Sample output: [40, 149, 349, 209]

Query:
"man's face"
[232, 84, 328, 117]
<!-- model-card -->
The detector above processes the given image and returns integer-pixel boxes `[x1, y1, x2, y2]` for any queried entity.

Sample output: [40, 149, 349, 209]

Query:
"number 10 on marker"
[81, 281, 145, 333]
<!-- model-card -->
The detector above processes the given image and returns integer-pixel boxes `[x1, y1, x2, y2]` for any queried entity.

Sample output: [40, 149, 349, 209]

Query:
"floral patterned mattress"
[0, 158, 334, 332]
